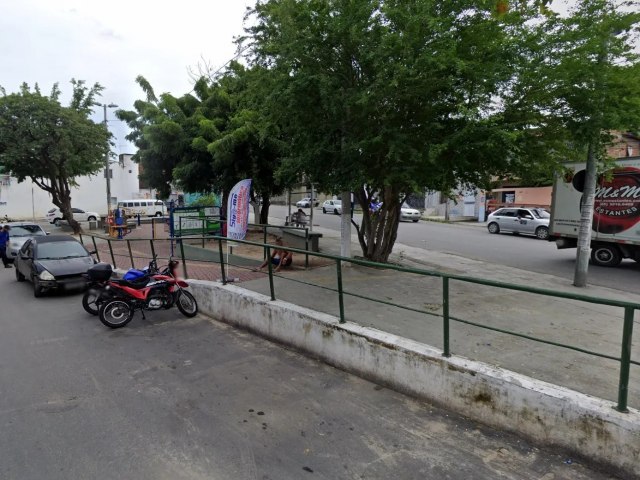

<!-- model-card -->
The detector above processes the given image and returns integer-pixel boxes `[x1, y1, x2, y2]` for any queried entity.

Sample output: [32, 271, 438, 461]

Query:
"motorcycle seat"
[111, 277, 151, 289]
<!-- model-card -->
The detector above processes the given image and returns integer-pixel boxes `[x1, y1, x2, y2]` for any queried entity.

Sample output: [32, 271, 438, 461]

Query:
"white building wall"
[0, 154, 142, 220]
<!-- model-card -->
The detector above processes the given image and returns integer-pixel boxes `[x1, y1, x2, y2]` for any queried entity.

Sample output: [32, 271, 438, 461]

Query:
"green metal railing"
[79, 232, 639, 413]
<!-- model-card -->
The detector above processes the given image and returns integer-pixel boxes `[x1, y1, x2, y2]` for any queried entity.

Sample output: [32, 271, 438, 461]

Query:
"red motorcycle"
[97, 259, 198, 329]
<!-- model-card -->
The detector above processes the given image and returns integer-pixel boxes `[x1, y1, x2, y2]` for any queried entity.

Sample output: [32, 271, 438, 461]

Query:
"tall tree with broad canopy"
[0, 80, 110, 234]
[245, 0, 554, 262]
[117, 67, 286, 223]
[507, 0, 640, 286]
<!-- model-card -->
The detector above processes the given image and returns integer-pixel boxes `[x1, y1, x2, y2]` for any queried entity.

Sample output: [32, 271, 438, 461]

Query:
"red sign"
[593, 167, 640, 234]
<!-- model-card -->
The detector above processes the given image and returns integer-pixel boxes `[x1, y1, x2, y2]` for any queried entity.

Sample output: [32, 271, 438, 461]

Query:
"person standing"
[0, 225, 11, 268]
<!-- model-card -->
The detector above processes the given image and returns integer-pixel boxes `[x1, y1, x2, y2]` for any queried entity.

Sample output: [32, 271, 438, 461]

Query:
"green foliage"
[246, 0, 546, 261]
[118, 66, 287, 223]
[0, 80, 110, 232]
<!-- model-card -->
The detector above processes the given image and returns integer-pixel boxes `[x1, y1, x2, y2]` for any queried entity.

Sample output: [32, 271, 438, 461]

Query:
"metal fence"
[79, 232, 639, 413]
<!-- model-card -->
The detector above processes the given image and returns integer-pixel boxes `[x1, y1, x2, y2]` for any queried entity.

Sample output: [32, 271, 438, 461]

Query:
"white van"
[117, 199, 167, 217]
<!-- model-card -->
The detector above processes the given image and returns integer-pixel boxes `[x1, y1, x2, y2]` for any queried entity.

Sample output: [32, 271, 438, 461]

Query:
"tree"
[245, 0, 545, 262]
[118, 67, 287, 224]
[511, 0, 640, 286]
[0, 80, 110, 233]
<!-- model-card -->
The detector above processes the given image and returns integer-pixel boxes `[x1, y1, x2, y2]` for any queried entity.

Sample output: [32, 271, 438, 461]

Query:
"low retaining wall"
[188, 279, 640, 476]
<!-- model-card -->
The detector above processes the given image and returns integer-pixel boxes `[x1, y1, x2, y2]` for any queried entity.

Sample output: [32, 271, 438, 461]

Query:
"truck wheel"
[487, 222, 500, 234]
[535, 226, 549, 240]
[590, 245, 622, 267]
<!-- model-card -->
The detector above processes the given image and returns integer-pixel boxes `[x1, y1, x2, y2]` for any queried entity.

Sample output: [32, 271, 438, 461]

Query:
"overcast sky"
[1, 0, 254, 153]
[1, 0, 580, 155]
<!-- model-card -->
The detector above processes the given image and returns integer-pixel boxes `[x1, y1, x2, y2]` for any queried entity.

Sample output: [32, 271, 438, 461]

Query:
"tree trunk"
[354, 186, 401, 263]
[573, 140, 597, 287]
[259, 196, 270, 225]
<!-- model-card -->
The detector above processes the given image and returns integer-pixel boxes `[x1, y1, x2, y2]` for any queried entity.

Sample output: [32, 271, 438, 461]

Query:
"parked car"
[296, 197, 319, 208]
[4, 222, 48, 264]
[14, 234, 97, 297]
[400, 205, 421, 222]
[46, 207, 101, 225]
[487, 207, 550, 239]
[322, 199, 342, 215]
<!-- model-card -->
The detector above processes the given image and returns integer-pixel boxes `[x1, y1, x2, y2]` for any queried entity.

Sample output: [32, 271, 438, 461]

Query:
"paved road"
[0, 267, 623, 479]
[282, 205, 640, 294]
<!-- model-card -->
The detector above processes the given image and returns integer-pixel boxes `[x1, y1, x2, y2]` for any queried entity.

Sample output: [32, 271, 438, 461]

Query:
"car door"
[517, 209, 535, 234]
[18, 240, 34, 279]
[496, 209, 517, 232]
[71, 208, 85, 221]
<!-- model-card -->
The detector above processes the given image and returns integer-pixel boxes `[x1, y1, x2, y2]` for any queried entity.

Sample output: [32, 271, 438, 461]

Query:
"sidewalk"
[237, 218, 640, 410]
[80, 218, 640, 409]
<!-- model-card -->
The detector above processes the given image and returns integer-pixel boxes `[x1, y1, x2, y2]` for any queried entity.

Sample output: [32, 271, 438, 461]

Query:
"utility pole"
[95, 102, 118, 215]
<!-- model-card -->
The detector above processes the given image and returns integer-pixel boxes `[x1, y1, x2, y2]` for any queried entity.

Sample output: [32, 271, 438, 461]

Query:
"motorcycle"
[97, 258, 198, 329]
[82, 258, 162, 316]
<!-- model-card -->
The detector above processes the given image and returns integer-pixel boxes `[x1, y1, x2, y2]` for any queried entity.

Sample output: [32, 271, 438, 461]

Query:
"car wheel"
[53, 218, 62, 226]
[412, 219, 419, 223]
[33, 278, 45, 298]
[535, 226, 549, 240]
[87, 215, 97, 222]
[155, 212, 163, 217]
[590, 245, 622, 267]
[334, 208, 339, 215]
[487, 222, 500, 234]
[15, 267, 25, 282]
[322, 208, 327, 214]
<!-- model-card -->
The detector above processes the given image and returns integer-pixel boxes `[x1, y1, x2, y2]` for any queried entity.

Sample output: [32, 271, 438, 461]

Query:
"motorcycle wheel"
[82, 289, 101, 316]
[176, 290, 198, 318]
[99, 299, 134, 328]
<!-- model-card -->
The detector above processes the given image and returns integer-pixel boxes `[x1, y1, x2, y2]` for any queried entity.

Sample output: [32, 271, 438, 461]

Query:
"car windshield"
[37, 241, 89, 260]
[10, 225, 46, 237]
[532, 209, 550, 219]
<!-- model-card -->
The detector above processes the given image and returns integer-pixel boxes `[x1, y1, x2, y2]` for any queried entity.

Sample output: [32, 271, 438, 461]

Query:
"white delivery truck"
[549, 157, 640, 267]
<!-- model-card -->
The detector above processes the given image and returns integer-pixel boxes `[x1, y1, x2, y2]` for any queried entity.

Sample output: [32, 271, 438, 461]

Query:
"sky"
[0, 0, 254, 154]
[0, 0, 583, 155]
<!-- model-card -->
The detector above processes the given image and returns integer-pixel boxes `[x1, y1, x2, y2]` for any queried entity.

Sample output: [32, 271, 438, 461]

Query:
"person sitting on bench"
[254, 237, 293, 272]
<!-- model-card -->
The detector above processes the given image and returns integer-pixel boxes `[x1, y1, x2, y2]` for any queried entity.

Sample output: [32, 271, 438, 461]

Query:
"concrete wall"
[189, 279, 640, 477]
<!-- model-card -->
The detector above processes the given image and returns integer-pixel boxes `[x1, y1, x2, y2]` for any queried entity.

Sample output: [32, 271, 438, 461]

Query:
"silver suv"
[487, 207, 550, 240]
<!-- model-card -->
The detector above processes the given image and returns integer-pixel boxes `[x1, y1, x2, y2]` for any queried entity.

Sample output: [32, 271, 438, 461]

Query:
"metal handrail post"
[91, 236, 100, 262]
[266, 246, 275, 300]
[442, 276, 450, 357]
[616, 306, 635, 412]
[305, 227, 309, 268]
[107, 239, 116, 267]
[149, 240, 156, 262]
[263, 227, 268, 260]
[179, 238, 188, 279]
[127, 240, 134, 268]
[218, 238, 227, 285]
[337, 260, 345, 323]
[202, 219, 205, 248]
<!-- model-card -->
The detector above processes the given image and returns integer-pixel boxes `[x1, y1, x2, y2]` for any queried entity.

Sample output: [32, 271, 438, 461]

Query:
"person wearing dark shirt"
[0, 225, 11, 268]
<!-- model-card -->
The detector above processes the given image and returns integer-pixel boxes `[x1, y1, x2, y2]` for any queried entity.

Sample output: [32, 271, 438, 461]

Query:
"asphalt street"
[0, 262, 626, 479]
[277, 205, 640, 294]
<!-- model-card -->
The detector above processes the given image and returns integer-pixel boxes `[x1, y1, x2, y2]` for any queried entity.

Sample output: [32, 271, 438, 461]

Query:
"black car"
[14, 235, 97, 297]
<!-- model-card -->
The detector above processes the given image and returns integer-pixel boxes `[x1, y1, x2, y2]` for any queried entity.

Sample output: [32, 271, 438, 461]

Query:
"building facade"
[0, 154, 144, 220]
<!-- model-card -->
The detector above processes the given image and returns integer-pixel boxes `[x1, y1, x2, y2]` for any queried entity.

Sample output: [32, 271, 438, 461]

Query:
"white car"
[46, 207, 101, 225]
[400, 206, 421, 222]
[5, 222, 48, 264]
[296, 197, 319, 208]
[322, 199, 342, 215]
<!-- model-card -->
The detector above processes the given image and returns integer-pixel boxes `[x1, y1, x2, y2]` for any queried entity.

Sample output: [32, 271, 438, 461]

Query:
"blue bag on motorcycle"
[123, 269, 147, 281]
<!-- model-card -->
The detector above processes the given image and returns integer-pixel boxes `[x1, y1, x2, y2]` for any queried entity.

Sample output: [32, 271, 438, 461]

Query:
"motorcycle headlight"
[39, 270, 55, 281]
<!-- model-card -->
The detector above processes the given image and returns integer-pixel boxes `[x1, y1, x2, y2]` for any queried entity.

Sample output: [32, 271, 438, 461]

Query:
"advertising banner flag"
[226, 178, 252, 240]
